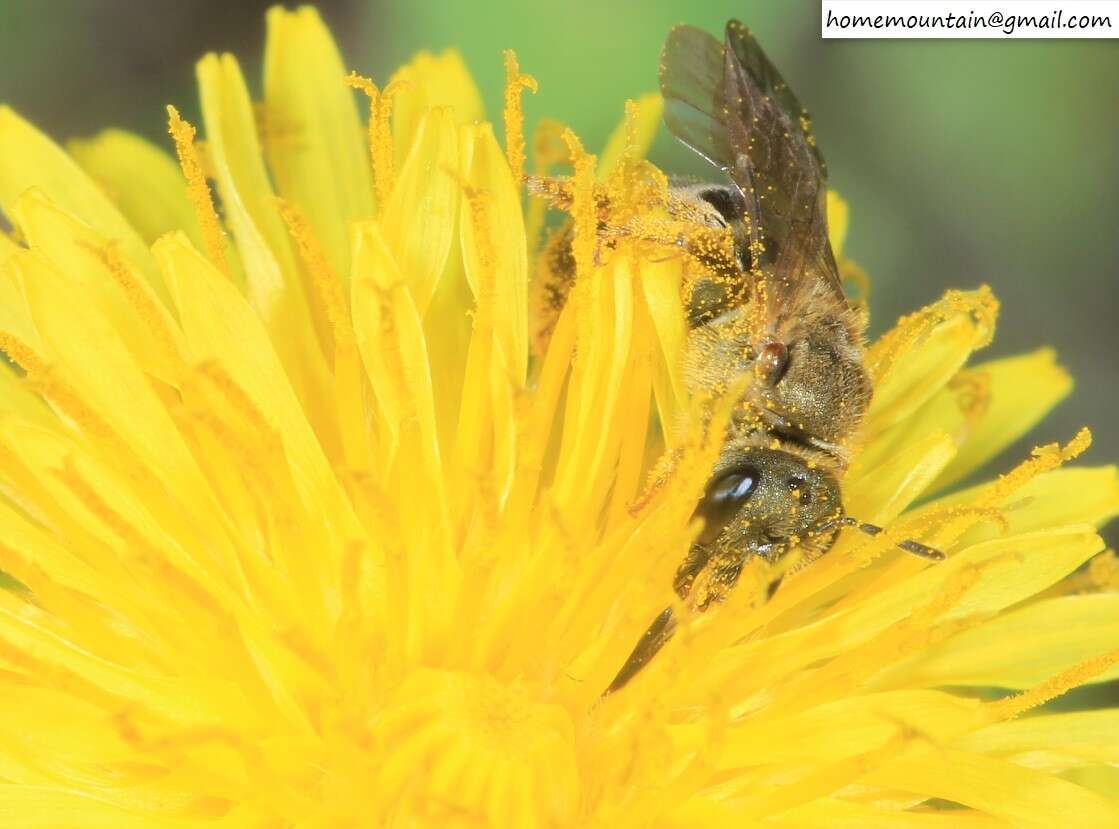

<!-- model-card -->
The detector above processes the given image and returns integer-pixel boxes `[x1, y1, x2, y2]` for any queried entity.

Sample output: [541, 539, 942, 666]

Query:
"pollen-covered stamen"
[531, 118, 571, 176]
[274, 197, 354, 350]
[446, 172, 507, 527]
[560, 129, 597, 290]
[166, 105, 229, 277]
[988, 647, 1119, 721]
[524, 117, 572, 253]
[345, 72, 407, 207]
[0, 332, 42, 378]
[53, 457, 226, 624]
[904, 428, 1095, 557]
[502, 49, 538, 186]
[81, 239, 185, 378]
[0, 341, 171, 503]
[274, 197, 374, 468]
[868, 286, 1000, 382]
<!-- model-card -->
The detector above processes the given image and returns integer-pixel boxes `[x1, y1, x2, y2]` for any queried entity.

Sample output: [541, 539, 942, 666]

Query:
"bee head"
[694, 447, 843, 561]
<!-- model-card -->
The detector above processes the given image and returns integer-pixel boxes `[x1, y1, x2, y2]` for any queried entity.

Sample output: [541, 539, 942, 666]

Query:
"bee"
[529, 21, 944, 694]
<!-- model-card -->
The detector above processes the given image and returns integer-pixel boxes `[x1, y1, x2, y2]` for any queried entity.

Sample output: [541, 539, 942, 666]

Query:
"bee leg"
[673, 544, 712, 599]
[694, 551, 746, 611]
[604, 607, 676, 696]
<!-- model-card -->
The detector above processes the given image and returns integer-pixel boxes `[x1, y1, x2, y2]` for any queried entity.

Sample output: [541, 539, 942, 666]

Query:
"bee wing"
[659, 25, 734, 173]
[661, 20, 844, 302]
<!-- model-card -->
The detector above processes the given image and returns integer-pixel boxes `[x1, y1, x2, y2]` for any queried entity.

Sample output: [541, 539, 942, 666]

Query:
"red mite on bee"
[528, 20, 944, 694]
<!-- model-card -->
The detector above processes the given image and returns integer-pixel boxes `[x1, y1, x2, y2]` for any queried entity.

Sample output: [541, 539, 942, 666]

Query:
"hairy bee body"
[529, 20, 941, 693]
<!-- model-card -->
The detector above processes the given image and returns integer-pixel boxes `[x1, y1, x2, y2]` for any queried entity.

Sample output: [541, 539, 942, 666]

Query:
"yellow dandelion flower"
[0, 7, 1117, 828]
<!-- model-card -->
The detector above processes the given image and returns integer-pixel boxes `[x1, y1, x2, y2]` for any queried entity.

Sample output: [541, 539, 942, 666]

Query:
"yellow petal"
[0, 228, 19, 260]
[706, 689, 983, 769]
[846, 430, 957, 525]
[380, 108, 459, 314]
[552, 257, 636, 522]
[263, 6, 373, 280]
[864, 748, 1119, 829]
[934, 466, 1119, 548]
[827, 190, 849, 255]
[957, 709, 1119, 769]
[872, 526, 1103, 625]
[390, 49, 484, 158]
[152, 232, 355, 546]
[0, 107, 164, 300]
[859, 350, 1067, 496]
[639, 257, 687, 439]
[889, 594, 1119, 689]
[421, 245, 474, 453]
[460, 122, 529, 383]
[930, 348, 1073, 492]
[67, 129, 205, 247]
[7, 249, 212, 531]
[712, 527, 1104, 697]
[12, 189, 184, 385]
[349, 220, 442, 477]
[350, 220, 457, 660]
[196, 52, 336, 449]
[772, 798, 1004, 827]
[865, 289, 997, 438]
[0, 787, 181, 829]
[0, 254, 42, 353]
[0, 359, 53, 428]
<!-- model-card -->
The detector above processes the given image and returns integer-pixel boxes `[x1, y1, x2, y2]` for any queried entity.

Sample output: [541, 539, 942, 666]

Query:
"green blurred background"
[2, 0, 1117, 550]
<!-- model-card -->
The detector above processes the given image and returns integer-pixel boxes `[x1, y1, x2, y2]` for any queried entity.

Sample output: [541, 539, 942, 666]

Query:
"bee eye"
[696, 464, 760, 545]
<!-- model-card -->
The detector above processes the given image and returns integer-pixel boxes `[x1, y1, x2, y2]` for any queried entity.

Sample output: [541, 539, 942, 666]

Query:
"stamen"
[622, 99, 640, 163]
[990, 427, 1091, 501]
[54, 457, 220, 617]
[452, 172, 497, 304]
[0, 332, 42, 376]
[274, 197, 354, 349]
[81, 240, 185, 377]
[988, 647, 1119, 721]
[192, 360, 280, 452]
[0, 634, 120, 708]
[531, 118, 571, 176]
[525, 118, 572, 254]
[560, 130, 596, 287]
[502, 49, 538, 185]
[345, 73, 406, 207]
[166, 105, 230, 277]
[867, 286, 999, 381]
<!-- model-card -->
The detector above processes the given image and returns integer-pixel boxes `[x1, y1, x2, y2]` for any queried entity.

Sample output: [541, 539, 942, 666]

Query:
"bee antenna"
[833, 516, 946, 561]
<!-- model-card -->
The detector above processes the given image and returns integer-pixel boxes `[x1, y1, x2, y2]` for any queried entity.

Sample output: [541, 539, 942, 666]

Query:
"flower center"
[372, 669, 579, 827]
